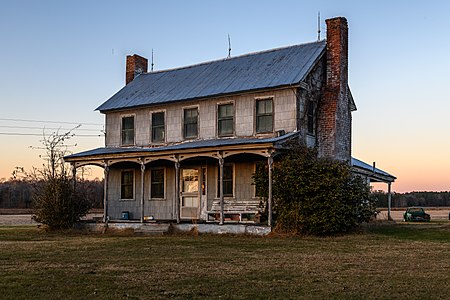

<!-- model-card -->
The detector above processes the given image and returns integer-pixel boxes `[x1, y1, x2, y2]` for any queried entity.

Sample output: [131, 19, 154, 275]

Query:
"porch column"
[140, 160, 145, 223]
[71, 163, 77, 189]
[175, 160, 180, 223]
[103, 163, 109, 223]
[268, 155, 274, 227]
[387, 182, 392, 221]
[218, 155, 224, 225]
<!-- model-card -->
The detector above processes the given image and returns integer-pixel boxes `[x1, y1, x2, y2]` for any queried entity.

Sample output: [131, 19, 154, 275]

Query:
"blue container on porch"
[121, 211, 130, 220]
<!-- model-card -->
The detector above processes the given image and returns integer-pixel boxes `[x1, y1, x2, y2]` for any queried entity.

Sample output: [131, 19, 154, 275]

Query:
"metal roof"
[65, 131, 299, 160]
[351, 157, 396, 181]
[97, 41, 326, 112]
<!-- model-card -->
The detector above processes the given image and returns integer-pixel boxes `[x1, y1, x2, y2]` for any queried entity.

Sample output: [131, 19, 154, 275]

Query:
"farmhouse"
[65, 17, 395, 226]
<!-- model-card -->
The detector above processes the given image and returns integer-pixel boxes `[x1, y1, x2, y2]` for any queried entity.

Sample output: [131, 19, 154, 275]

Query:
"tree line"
[0, 178, 103, 209]
[372, 190, 450, 208]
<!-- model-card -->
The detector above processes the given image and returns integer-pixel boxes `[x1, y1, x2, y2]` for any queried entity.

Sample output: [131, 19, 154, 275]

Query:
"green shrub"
[254, 143, 376, 235]
[32, 175, 92, 230]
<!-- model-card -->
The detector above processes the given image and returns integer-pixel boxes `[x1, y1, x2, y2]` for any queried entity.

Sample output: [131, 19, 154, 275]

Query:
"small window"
[121, 170, 134, 199]
[256, 99, 273, 133]
[184, 108, 198, 139]
[152, 112, 165, 143]
[218, 103, 234, 136]
[121, 116, 135, 145]
[307, 100, 315, 135]
[150, 169, 164, 199]
[217, 164, 233, 197]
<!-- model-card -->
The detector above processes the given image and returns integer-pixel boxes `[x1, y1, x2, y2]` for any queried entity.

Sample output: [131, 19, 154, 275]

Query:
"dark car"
[403, 207, 431, 222]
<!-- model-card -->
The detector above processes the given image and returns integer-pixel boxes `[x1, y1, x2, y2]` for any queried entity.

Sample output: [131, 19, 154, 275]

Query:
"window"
[256, 99, 273, 133]
[217, 164, 233, 197]
[307, 100, 315, 135]
[183, 108, 198, 139]
[152, 112, 165, 143]
[218, 103, 234, 136]
[150, 169, 164, 199]
[121, 116, 135, 145]
[121, 170, 134, 199]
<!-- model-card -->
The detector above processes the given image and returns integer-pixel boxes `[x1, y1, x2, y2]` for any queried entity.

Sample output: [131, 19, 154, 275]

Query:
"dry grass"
[0, 223, 449, 299]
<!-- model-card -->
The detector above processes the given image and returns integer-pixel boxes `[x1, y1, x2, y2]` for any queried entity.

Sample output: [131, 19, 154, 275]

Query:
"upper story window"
[307, 100, 315, 135]
[183, 107, 198, 139]
[121, 170, 134, 200]
[152, 111, 165, 143]
[256, 98, 273, 133]
[121, 116, 135, 146]
[150, 168, 165, 199]
[218, 103, 234, 136]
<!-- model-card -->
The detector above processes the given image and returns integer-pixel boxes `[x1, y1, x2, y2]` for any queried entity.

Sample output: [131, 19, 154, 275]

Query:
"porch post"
[218, 154, 224, 225]
[268, 155, 274, 227]
[175, 159, 180, 223]
[103, 162, 109, 223]
[140, 160, 145, 223]
[387, 182, 392, 221]
[71, 163, 77, 189]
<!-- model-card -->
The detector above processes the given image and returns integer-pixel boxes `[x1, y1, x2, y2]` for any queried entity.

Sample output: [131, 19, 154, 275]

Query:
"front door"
[180, 168, 200, 219]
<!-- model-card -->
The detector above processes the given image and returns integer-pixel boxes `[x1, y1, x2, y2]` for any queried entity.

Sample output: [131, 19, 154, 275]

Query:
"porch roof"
[351, 157, 396, 183]
[64, 131, 299, 161]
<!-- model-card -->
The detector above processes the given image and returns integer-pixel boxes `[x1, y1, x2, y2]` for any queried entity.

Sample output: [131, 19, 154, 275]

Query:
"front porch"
[65, 134, 296, 227]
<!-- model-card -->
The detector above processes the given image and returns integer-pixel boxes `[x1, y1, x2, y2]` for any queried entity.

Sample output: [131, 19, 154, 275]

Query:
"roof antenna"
[227, 34, 232, 58]
[317, 11, 321, 41]
[151, 48, 154, 72]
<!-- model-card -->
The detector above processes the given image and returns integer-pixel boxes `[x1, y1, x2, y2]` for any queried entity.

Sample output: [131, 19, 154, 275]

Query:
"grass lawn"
[0, 223, 449, 299]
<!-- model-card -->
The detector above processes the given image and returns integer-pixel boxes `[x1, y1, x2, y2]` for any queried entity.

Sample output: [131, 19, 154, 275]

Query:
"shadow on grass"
[364, 222, 450, 243]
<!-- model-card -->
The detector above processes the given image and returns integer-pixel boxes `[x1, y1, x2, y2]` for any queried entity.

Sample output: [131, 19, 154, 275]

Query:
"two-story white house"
[65, 17, 396, 225]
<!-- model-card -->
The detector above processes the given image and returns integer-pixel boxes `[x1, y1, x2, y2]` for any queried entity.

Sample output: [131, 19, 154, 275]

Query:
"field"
[0, 223, 449, 299]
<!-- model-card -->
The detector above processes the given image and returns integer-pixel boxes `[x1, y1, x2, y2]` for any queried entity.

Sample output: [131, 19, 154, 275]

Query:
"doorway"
[180, 168, 200, 219]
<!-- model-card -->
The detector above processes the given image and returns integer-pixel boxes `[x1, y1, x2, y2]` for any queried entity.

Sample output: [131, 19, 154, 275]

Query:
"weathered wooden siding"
[104, 88, 298, 147]
[107, 161, 261, 221]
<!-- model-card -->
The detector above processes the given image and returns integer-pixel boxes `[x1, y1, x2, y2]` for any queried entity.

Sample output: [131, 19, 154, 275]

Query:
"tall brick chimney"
[317, 17, 352, 162]
[126, 54, 148, 85]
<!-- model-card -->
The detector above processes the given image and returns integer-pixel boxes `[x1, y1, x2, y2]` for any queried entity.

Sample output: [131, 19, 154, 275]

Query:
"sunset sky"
[1, 0, 449, 192]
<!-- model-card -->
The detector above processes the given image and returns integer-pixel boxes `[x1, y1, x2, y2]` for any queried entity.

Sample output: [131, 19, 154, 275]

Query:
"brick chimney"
[317, 17, 351, 162]
[126, 54, 148, 85]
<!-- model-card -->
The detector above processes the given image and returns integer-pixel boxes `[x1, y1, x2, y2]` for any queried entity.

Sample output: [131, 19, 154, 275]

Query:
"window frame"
[217, 102, 234, 137]
[151, 110, 166, 143]
[120, 169, 135, 200]
[149, 167, 166, 200]
[121, 115, 135, 146]
[255, 98, 274, 134]
[183, 106, 199, 139]
[217, 163, 234, 198]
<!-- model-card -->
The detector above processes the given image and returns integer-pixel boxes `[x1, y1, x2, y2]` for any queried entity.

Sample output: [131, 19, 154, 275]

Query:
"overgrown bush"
[254, 143, 376, 235]
[32, 175, 92, 230]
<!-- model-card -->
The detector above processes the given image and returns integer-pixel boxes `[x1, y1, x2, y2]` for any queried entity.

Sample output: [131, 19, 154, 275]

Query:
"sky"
[0, 0, 449, 192]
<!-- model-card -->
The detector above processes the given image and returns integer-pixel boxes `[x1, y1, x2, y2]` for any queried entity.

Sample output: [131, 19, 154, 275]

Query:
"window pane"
[152, 112, 164, 126]
[122, 116, 134, 145]
[151, 169, 164, 198]
[121, 171, 134, 199]
[217, 165, 233, 197]
[218, 104, 234, 136]
[256, 99, 273, 133]
[184, 108, 198, 138]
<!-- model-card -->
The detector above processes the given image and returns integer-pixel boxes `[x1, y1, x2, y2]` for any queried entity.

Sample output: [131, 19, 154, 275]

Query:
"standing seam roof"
[97, 40, 327, 112]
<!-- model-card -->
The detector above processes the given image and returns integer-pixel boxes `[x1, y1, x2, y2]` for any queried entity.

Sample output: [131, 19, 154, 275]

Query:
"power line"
[0, 132, 103, 137]
[0, 118, 103, 126]
[0, 125, 103, 132]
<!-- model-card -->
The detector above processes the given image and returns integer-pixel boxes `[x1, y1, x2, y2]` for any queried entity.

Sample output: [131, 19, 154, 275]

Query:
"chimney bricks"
[126, 54, 148, 85]
[317, 17, 351, 162]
